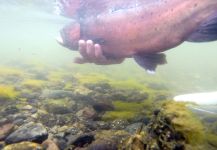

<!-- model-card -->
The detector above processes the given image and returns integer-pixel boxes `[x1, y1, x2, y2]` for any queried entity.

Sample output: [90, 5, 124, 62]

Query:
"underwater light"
[174, 91, 217, 105]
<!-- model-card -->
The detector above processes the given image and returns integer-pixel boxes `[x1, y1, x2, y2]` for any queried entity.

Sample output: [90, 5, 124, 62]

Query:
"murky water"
[0, 1, 216, 150]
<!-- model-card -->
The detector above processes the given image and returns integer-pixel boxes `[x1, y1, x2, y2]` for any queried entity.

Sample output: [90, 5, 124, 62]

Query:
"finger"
[86, 40, 95, 60]
[94, 44, 107, 61]
[78, 40, 88, 58]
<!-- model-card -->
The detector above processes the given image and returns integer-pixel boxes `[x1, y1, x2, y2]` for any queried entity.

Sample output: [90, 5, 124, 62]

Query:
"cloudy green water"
[0, 0, 217, 94]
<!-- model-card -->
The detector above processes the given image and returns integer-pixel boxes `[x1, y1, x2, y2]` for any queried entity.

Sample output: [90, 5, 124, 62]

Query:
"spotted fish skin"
[58, 0, 217, 71]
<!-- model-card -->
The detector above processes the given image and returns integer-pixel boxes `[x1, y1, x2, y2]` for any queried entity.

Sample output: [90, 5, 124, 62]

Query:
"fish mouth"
[56, 36, 64, 45]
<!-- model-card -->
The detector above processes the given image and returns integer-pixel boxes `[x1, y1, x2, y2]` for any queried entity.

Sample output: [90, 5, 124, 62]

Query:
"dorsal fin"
[187, 13, 217, 42]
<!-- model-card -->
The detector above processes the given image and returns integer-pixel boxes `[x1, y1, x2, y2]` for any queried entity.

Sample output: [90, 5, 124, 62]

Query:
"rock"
[45, 104, 72, 114]
[5, 122, 48, 144]
[109, 89, 149, 102]
[0, 123, 15, 140]
[76, 107, 97, 120]
[3, 141, 42, 150]
[13, 119, 25, 126]
[54, 137, 67, 150]
[85, 83, 111, 93]
[64, 125, 83, 137]
[67, 133, 95, 147]
[38, 113, 75, 127]
[0, 141, 5, 149]
[125, 123, 143, 134]
[27, 99, 39, 105]
[87, 139, 118, 150]
[30, 108, 38, 114]
[93, 130, 129, 149]
[6, 113, 29, 125]
[20, 92, 40, 100]
[42, 139, 59, 150]
[92, 102, 114, 112]
[0, 118, 9, 125]
[41, 89, 74, 99]
[43, 99, 75, 114]
[110, 119, 129, 130]
[22, 105, 33, 111]
[95, 121, 110, 130]
[1, 106, 19, 116]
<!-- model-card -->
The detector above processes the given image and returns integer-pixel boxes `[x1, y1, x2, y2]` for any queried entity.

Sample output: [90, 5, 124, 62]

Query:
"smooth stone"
[13, 119, 25, 126]
[67, 133, 95, 147]
[3, 141, 42, 150]
[2, 106, 19, 116]
[92, 102, 114, 112]
[87, 139, 117, 150]
[54, 137, 67, 150]
[0, 123, 15, 141]
[45, 104, 72, 114]
[5, 122, 48, 144]
[21, 105, 33, 111]
[76, 107, 97, 120]
[42, 139, 59, 150]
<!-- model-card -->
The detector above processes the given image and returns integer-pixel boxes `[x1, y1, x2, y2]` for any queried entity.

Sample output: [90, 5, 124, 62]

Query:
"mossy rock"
[162, 101, 205, 145]
[43, 99, 75, 114]
[102, 101, 145, 121]
[0, 85, 18, 102]
[103, 111, 139, 121]
[21, 79, 46, 91]
[206, 133, 217, 148]
[75, 73, 110, 84]
[3, 142, 42, 150]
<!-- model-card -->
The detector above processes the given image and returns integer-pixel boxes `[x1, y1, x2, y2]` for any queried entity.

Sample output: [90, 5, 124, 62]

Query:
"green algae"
[102, 101, 146, 121]
[75, 73, 110, 84]
[113, 101, 144, 111]
[103, 111, 139, 121]
[162, 101, 205, 145]
[21, 79, 46, 91]
[0, 85, 18, 101]
[206, 133, 217, 148]
[0, 66, 25, 78]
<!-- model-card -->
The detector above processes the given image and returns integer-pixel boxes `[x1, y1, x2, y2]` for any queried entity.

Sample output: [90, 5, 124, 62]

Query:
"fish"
[57, 0, 217, 71]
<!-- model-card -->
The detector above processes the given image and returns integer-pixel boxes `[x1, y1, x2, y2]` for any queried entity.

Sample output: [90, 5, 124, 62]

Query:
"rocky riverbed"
[0, 64, 217, 150]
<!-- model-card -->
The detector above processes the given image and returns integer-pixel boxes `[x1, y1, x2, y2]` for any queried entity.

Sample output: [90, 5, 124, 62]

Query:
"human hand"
[74, 40, 124, 65]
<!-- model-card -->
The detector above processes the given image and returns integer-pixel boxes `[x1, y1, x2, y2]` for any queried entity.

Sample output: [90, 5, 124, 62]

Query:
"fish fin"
[133, 53, 167, 72]
[187, 13, 217, 42]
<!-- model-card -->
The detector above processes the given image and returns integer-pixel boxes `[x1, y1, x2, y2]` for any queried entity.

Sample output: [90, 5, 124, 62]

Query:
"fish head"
[57, 22, 80, 50]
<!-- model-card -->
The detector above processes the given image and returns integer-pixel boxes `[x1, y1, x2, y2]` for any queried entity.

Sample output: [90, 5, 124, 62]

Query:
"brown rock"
[0, 123, 14, 141]
[76, 107, 97, 120]
[42, 139, 59, 150]
[3, 142, 42, 150]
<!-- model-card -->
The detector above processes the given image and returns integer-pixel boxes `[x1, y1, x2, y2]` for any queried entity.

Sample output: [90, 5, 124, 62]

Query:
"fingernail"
[79, 40, 85, 44]
[87, 40, 93, 44]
